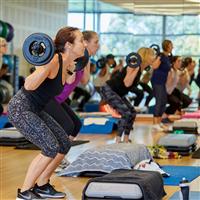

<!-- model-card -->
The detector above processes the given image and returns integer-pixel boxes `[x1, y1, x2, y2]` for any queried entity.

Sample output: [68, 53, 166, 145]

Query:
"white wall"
[0, 0, 68, 76]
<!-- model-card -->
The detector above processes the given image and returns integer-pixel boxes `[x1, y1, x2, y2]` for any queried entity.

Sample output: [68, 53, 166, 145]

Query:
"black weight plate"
[23, 33, 55, 66]
[126, 52, 142, 68]
[150, 44, 160, 56]
[75, 48, 90, 71]
[96, 57, 106, 69]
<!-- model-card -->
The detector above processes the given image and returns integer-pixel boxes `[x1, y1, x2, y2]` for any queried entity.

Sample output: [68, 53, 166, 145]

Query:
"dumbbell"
[123, 44, 161, 69]
[97, 52, 141, 69]
[96, 56, 116, 69]
[96, 57, 106, 69]
[97, 52, 142, 69]
[126, 52, 142, 68]
[22, 33, 89, 71]
[150, 44, 160, 57]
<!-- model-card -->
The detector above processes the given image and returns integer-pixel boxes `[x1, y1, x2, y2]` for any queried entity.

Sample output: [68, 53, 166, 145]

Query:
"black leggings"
[152, 84, 167, 117]
[165, 88, 192, 115]
[8, 89, 71, 158]
[139, 82, 153, 107]
[100, 84, 136, 137]
[44, 99, 82, 137]
[129, 86, 144, 106]
[72, 87, 91, 110]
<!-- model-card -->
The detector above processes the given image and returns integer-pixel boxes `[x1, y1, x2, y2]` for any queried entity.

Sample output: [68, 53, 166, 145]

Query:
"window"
[100, 34, 162, 56]
[68, 13, 84, 29]
[85, 13, 94, 30]
[167, 35, 200, 56]
[166, 15, 200, 34]
[100, 14, 163, 34]
[100, 34, 134, 56]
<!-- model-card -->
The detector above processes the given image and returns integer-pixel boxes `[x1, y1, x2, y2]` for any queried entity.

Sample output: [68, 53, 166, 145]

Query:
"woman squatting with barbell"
[44, 30, 99, 141]
[8, 27, 86, 200]
[99, 48, 161, 143]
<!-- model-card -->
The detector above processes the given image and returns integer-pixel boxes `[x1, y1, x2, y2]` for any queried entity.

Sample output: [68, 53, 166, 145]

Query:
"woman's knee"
[41, 144, 60, 158]
[59, 142, 71, 155]
[41, 137, 71, 157]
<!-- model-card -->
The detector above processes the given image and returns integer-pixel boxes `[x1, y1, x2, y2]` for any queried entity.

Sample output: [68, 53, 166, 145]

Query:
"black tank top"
[106, 66, 141, 97]
[22, 53, 64, 109]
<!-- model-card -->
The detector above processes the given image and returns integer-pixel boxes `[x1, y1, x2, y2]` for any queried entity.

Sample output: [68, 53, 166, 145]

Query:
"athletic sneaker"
[16, 188, 43, 200]
[33, 182, 66, 199]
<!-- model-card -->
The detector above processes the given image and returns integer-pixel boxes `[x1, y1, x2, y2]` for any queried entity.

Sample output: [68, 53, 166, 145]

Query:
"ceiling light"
[186, 0, 200, 3]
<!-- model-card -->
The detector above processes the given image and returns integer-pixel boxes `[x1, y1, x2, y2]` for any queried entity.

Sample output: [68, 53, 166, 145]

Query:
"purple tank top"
[55, 70, 84, 104]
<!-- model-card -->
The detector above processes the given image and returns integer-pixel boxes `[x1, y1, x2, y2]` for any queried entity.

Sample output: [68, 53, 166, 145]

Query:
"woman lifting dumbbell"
[99, 48, 160, 143]
[8, 27, 86, 200]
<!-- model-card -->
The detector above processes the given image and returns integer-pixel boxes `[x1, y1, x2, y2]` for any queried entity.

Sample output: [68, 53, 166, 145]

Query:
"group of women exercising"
[7, 26, 191, 199]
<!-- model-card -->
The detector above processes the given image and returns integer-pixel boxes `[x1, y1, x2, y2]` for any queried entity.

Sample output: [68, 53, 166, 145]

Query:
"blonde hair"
[137, 47, 155, 65]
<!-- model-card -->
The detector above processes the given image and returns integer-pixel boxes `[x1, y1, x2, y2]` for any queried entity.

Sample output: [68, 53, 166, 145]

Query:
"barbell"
[97, 52, 141, 69]
[126, 44, 162, 68]
[96, 56, 116, 69]
[22, 33, 89, 71]
[87, 43, 160, 70]
[150, 44, 160, 57]
[125, 52, 142, 68]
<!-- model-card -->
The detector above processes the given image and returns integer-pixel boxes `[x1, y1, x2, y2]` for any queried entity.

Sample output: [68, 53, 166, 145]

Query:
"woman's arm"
[24, 56, 58, 90]
[123, 67, 139, 87]
[24, 65, 51, 90]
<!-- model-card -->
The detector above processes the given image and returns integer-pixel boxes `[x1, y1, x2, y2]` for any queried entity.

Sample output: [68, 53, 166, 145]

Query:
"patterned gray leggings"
[99, 84, 136, 137]
[8, 89, 71, 158]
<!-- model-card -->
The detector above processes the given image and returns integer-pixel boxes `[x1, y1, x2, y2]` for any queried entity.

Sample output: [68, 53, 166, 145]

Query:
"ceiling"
[101, 0, 200, 15]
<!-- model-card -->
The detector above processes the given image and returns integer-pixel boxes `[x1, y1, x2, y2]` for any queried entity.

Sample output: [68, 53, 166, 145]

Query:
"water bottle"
[179, 177, 190, 200]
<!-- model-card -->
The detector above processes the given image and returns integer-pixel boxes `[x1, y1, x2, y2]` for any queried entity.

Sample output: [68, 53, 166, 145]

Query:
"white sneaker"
[152, 124, 164, 132]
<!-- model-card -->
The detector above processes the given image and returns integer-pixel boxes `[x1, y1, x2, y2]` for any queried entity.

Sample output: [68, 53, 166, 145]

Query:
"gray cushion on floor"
[0, 128, 23, 138]
[58, 143, 152, 177]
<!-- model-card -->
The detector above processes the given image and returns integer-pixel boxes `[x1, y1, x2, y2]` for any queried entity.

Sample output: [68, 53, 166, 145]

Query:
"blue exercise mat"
[80, 117, 118, 134]
[0, 115, 9, 129]
[162, 165, 200, 186]
[169, 191, 200, 200]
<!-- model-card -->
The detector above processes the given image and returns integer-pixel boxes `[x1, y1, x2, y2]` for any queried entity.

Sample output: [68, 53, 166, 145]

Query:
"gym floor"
[1, 119, 200, 200]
